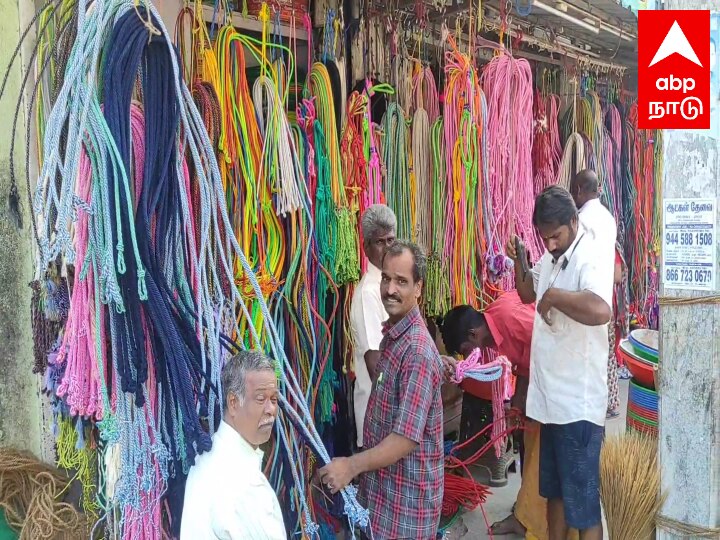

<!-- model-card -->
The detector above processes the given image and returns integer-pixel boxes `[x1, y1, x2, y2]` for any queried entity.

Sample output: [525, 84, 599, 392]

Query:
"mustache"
[383, 294, 401, 302]
[259, 419, 275, 428]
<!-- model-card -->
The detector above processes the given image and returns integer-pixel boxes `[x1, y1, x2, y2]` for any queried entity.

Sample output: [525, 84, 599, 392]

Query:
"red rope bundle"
[442, 472, 490, 516]
[532, 90, 561, 196]
[442, 411, 525, 517]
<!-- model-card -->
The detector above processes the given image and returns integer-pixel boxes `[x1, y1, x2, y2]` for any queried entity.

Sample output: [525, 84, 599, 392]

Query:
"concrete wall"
[659, 1, 720, 538]
[0, 0, 45, 457]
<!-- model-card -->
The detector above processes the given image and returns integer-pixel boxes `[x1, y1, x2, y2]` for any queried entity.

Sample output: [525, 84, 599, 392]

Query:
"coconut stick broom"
[600, 432, 666, 540]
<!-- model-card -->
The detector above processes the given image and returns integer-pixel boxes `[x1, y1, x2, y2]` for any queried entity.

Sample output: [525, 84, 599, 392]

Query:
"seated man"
[181, 350, 285, 540]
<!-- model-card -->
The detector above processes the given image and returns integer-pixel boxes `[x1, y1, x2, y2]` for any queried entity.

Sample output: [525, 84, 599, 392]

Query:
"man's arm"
[514, 259, 537, 304]
[506, 236, 536, 304]
[317, 433, 417, 494]
[538, 288, 611, 326]
[365, 350, 381, 382]
[351, 433, 417, 475]
[319, 346, 440, 493]
[357, 289, 385, 380]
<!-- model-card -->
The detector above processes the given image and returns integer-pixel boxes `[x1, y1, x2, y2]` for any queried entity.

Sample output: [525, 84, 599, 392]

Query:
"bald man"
[570, 169, 622, 417]
[569, 170, 616, 262]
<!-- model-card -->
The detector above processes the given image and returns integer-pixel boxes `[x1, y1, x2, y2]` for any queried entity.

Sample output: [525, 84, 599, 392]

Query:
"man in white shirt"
[508, 186, 613, 540]
[181, 350, 286, 540]
[570, 169, 622, 418]
[350, 204, 396, 449]
[570, 169, 617, 262]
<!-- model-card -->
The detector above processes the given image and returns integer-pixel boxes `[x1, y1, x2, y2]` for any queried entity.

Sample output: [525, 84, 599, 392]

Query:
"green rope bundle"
[314, 121, 337, 290]
[334, 207, 360, 285]
[382, 102, 412, 239]
[424, 117, 451, 318]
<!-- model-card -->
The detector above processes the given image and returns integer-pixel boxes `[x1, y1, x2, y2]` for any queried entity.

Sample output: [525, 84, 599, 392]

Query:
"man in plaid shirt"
[319, 240, 444, 539]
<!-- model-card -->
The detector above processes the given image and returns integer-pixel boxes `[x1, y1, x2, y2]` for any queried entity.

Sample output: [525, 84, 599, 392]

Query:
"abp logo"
[638, 10, 710, 129]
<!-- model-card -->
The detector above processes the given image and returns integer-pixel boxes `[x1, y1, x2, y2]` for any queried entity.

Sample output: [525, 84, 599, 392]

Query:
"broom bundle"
[0, 448, 90, 539]
[600, 433, 666, 540]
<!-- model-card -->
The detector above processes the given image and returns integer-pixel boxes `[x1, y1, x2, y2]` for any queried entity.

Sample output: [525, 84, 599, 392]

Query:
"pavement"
[447, 379, 630, 540]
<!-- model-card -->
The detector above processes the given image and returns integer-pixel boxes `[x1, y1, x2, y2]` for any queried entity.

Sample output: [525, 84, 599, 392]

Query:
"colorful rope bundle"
[442, 39, 488, 306]
[451, 349, 513, 457]
[9, 3, 666, 538]
[18, 1, 372, 538]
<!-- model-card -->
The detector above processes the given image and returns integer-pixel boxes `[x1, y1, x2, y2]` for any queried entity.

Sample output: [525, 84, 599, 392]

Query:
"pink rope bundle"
[363, 79, 386, 207]
[452, 348, 513, 457]
[56, 137, 104, 420]
[480, 53, 541, 275]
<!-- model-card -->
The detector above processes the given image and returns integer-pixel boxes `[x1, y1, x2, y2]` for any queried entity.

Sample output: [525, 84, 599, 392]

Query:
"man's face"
[227, 370, 278, 447]
[458, 325, 493, 358]
[365, 230, 395, 269]
[380, 250, 421, 323]
[537, 219, 578, 261]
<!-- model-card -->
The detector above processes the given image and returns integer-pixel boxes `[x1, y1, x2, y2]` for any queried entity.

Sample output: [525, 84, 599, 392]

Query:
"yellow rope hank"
[0, 448, 90, 540]
[55, 418, 99, 520]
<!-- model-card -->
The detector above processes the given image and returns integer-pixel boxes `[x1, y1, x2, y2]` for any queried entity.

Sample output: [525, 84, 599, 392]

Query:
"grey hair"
[383, 240, 427, 283]
[361, 204, 397, 242]
[221, 350, 275, 408]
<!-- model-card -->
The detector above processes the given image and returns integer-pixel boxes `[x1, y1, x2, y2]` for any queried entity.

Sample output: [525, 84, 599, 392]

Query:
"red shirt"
[360, 306, 444, 539]
[483, 290, 535, 377]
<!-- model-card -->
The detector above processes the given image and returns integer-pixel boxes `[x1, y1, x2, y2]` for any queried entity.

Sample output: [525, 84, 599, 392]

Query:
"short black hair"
[382, 240, 427, 283]
[532, 186, 578, 228]
[439, 305, 486, 356]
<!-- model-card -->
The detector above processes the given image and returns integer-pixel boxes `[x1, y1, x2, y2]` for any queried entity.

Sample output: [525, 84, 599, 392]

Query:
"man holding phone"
[507, 186, 613, 540]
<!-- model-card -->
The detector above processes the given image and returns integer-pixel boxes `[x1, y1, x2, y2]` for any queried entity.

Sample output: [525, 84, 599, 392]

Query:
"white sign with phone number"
[662, 198, 717, 291]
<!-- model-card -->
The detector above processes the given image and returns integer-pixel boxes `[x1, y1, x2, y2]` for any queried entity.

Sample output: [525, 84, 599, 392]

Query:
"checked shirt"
[359, 306, 444, 540]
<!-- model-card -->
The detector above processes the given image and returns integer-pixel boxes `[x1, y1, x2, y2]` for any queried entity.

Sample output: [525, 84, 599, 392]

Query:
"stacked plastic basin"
[618, 329, 659, 437]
